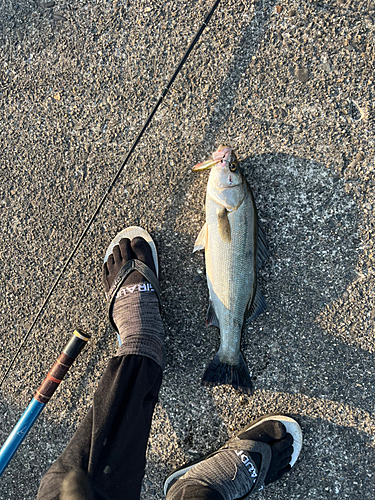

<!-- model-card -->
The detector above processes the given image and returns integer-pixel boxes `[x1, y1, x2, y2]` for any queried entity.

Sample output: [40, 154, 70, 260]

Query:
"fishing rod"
[0, 329, 90, 476]
[0, 0, 222, 388]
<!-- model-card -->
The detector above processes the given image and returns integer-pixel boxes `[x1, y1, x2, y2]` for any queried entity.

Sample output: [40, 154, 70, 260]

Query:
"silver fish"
[192, 145, 269, 393]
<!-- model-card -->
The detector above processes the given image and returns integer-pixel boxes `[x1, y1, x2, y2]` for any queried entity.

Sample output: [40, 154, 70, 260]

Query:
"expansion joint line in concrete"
[0, 0, 222, 389]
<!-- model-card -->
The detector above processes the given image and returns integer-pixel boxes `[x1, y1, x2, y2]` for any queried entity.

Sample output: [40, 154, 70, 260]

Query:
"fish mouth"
[192, 146, 233, 172]
[213, 146, 232, 162]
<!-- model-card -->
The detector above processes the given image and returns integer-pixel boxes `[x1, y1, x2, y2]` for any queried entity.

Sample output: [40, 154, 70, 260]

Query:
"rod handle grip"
[34, 329, 90, 404]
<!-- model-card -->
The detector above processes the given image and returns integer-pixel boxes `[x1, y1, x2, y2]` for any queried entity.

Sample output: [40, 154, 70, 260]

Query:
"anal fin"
[245, 287, 267, 323]
[206, 301, 219, 328]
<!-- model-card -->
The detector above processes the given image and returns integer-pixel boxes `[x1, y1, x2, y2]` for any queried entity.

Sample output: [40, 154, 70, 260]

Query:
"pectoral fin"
[218, 208, 231, 243]
[193, 223, 207, 252]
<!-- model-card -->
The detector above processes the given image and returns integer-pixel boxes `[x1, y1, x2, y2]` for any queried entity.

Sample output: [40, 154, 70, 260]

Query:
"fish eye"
[229, 162, 237, 172]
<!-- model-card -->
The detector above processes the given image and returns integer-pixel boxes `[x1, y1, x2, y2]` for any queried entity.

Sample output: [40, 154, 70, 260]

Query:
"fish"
[192, 145, 269, 394]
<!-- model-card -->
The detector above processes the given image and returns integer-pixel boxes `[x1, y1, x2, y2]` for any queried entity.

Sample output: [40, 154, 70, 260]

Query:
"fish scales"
[206, 188, 256, 348]
[193, 145, 269, 394]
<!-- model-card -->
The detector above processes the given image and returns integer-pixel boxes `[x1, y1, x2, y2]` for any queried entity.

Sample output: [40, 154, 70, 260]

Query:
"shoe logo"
[234, 450, 258, 480]
[116, 283, 154, 298]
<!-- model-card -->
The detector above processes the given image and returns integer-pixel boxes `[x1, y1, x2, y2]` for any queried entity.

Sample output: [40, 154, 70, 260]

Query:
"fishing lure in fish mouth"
[192, 145, 239, 173]
[193, 145, 270, 394]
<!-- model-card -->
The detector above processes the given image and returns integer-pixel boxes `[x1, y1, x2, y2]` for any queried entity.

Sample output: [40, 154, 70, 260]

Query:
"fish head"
[208, 146, 246, 210]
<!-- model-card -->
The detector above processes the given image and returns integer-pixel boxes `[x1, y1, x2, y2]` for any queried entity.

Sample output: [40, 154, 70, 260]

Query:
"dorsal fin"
[257, 223, 270, 270]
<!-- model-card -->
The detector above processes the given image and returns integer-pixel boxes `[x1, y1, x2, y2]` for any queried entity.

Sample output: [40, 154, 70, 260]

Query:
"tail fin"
[201, 353, 253, 394]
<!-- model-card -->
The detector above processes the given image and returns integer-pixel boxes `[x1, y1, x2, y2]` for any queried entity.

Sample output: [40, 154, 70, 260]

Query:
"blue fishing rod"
[0, 0, 222, 477]
[0, 329, 90, 477]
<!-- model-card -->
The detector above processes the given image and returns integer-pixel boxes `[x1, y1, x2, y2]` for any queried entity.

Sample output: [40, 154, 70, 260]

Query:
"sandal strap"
[218, 439, 272, 492]
[107, 259, 161, 332]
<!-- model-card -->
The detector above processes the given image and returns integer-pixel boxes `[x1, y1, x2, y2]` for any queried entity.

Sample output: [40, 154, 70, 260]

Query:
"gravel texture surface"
[0, 0, 374, 498]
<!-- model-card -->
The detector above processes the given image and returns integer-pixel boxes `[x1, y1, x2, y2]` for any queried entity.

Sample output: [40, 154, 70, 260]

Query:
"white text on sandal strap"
[234, 450, 258, 479]
[116, 283, 155, 298]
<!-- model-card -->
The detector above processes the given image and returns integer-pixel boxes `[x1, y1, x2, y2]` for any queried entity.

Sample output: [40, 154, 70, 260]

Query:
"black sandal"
[103, 226, 161, 332]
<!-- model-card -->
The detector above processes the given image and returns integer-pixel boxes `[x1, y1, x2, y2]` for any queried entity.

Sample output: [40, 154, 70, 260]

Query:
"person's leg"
[38, 232, 165, 500]
[165, 415, 302, 500]
[38, 355, 162, 500]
